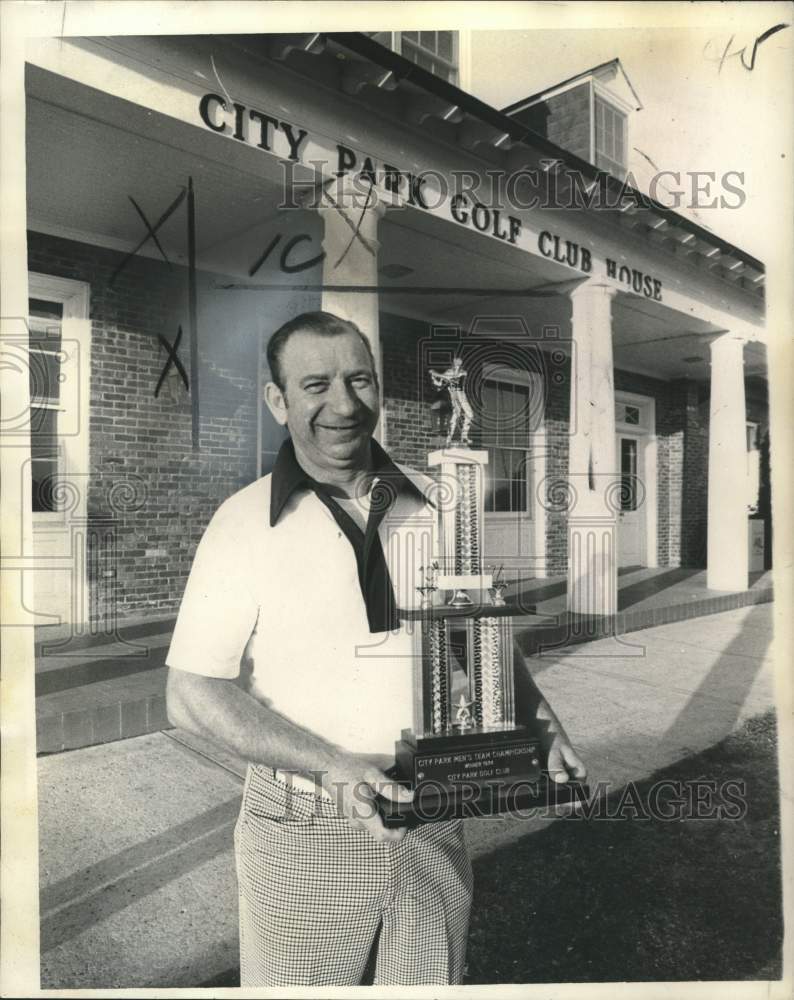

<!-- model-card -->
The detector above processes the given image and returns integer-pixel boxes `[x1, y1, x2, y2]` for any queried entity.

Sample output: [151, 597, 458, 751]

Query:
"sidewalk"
[37, 603, 778, 988]
[34, 566, 773, 754]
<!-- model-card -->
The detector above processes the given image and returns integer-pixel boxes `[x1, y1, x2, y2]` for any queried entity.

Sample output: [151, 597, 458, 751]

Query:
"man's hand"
[166, 671, 415, 840]
[513, 643, 587, 785]
[546, 733, 587, 784]
[320, 751, 414, 843]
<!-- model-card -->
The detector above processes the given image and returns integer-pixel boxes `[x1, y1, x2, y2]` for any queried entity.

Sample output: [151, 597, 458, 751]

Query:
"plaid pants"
[234, 765, 473, 986]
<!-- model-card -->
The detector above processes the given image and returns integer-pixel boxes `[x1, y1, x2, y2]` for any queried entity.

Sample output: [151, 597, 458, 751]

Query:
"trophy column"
[420, 448, 518, 740]
[428, 448, 491, 605]
[383, 361, 587, 826]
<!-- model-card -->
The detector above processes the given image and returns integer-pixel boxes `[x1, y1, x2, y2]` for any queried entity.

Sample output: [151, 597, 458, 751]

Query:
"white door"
[616, 433, 646, 566]
[27, 274, 91, 626]
[483, 444, 533, 575]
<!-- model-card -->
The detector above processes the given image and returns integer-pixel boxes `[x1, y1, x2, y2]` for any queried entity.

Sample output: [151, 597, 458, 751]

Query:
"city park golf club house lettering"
[198, 93, 663, 301]
[538, 231, 663, 301]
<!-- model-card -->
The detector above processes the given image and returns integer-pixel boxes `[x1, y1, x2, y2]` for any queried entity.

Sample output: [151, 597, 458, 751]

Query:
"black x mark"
[110, 187, 187, 288]
[321, 182, 377, 268]
[154, 326, 189, 397]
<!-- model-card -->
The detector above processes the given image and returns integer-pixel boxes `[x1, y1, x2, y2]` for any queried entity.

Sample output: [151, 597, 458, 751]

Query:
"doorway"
[615, 392, 657, 569]
[27, 273, 91, 625]
[476, 366, 546, 579]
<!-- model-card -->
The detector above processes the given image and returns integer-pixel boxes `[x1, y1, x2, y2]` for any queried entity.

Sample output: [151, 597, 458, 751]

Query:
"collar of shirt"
[269, 437, 428, 528]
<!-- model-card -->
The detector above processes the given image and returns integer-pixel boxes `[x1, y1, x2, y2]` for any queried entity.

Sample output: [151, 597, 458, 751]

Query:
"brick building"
[13, 32, 770, 633]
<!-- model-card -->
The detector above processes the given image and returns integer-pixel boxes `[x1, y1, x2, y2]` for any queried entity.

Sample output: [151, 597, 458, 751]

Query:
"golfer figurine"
[430, 358, 474, 446]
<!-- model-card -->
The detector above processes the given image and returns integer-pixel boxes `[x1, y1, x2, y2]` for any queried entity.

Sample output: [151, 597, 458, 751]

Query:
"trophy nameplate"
[377, 359, 588, 827]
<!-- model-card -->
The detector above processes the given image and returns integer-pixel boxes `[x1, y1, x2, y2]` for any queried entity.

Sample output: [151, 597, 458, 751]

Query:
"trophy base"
[395, 726, 542, 788]
[375, 726, 590, 828]
[376, 772, 591, 828]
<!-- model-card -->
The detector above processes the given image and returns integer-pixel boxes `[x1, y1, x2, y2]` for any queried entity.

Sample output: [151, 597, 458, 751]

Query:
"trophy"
[379, 359, 587, 826]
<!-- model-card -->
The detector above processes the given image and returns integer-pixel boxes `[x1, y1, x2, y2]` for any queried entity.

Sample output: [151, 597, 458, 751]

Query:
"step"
[35, 616, 178, 754]
[37, 667, 170, 754]
[514, 583, 774, 656]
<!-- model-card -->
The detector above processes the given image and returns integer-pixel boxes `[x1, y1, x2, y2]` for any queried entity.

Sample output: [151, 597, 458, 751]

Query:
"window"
[620, 438, 639, 512]
[476, 377, 533, 515]
[594, 95, 627, 177]
[365, 31, 459, 84]
[26, 273, 90, 522]
[29, 298, 65, 512]
[616, 400, 648, 430]
[623, 404, 640, 425]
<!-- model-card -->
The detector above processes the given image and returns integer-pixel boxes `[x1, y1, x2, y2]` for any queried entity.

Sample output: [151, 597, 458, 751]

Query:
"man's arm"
[513, 648, 587, 783]
[163, 496, 410, 841]
[166, 667, 412, 841]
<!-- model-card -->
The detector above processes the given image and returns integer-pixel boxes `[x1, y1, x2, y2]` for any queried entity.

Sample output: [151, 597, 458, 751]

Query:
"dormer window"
[502, 59, 640, 180]
[594, 95, 627, 176]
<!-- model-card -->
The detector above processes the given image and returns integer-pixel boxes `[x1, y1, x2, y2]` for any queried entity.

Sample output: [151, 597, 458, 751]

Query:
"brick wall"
[542, 357, 572, 574]
[672, 380, 769, 569]
[381, 313, 446, 469]
[679, 381, 708, 566]
[28, 231, 259, 617]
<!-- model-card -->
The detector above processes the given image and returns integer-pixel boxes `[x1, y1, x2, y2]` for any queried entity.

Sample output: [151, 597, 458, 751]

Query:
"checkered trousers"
[234, 765, 473, 987]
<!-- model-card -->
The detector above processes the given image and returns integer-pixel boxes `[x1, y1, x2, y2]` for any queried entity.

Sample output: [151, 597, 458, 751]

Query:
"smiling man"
[165, 310, 585, 987]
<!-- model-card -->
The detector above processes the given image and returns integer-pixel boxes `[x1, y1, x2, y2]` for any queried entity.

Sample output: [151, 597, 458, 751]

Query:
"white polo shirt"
[166, 454, 436, 760]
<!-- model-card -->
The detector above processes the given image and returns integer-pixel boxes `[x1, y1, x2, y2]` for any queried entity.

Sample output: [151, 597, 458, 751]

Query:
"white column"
[707, 333, 749, 591]
[318, 197, 386, 443]
[567, 282, 618, 616]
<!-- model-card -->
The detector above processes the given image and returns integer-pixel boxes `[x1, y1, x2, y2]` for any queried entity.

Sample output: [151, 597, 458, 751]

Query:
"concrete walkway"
[37, 603, 777, 988]
[34, 567, 773, 755]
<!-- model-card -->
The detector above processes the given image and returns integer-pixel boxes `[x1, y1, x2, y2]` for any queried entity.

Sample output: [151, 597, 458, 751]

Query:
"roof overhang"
[230, 32, 763, 298]
[24, 29, 767, 317]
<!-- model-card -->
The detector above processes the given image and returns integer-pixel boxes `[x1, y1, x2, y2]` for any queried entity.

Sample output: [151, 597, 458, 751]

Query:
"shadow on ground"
[197, 712, 782, 989]
[466, 710, 783, 984]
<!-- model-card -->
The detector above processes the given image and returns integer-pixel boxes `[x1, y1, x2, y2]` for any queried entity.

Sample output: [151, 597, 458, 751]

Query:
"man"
[165, 310, 586, 987]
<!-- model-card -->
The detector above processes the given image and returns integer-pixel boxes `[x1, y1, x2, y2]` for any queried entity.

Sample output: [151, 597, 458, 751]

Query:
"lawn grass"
[466, 710, 783, 984]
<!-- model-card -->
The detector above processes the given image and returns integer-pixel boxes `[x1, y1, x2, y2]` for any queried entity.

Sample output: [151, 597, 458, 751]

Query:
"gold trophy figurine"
[430, 358, 475, 447]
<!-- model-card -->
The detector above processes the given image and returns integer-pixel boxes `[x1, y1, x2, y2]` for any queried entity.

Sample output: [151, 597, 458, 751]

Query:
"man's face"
[267, 329, 380, 473]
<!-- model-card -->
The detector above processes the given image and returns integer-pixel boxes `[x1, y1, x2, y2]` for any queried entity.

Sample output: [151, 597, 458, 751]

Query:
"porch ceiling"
[26, 89, 295, 276]
[376, 211, 766, 382]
